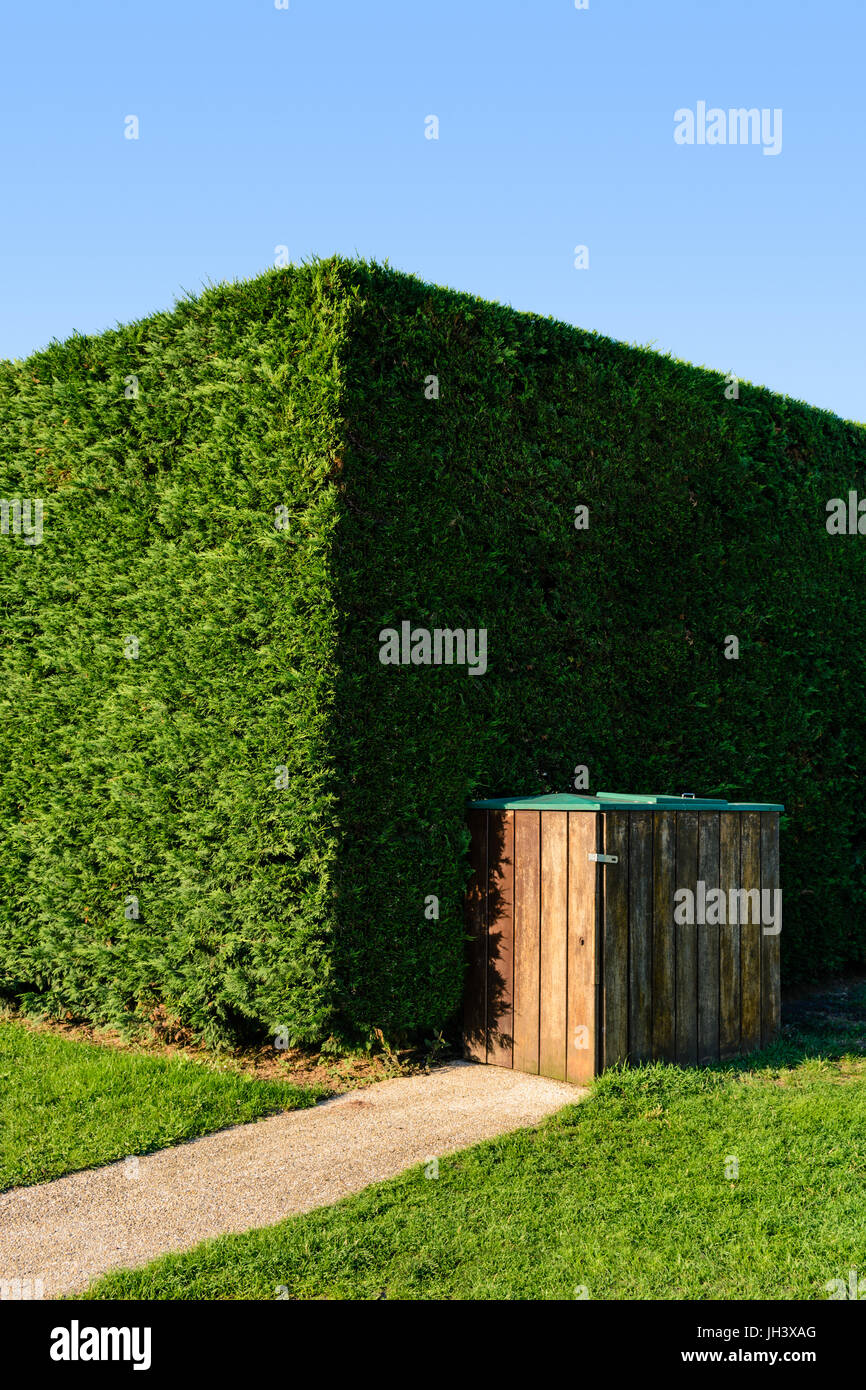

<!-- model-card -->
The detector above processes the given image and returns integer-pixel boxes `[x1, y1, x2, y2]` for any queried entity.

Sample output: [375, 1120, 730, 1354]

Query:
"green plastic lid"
[468, 791, 784, 812]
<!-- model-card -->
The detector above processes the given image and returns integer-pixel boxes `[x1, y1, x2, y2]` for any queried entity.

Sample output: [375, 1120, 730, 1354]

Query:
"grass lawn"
[0, 1017, 323, 1191]
[81, 982, 866, 1301]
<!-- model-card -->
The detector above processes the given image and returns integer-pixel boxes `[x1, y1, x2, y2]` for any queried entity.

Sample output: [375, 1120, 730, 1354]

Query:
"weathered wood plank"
[567, 811, 597, 1084]
[486, 809, 514, 1067]
[675, 810, 699, 1066]
[539, 811, 568, 1080]
[602, 811, 629, 1069]
[761, 812, 781, 1048]
[719, 811, 741, 1060]
[740, 811, 762, 1054]
[463, 808, 487, 1062]
[652, 810, 676, 1063]
[628, 812, 653, 1063]
[513, 810, 541, 1074]
[697, 812, 721, 1064]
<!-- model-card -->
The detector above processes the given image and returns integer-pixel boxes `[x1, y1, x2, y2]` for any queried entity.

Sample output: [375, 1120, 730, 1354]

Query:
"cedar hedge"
[0, 256, 863, 1048]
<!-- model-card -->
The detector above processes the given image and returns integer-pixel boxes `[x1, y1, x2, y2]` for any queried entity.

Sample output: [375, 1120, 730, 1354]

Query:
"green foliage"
[1, 256, 864, 1046]
[0, 1018, 321, 1191]
[80, 1010, 866, 1300]
[0, 261, 350, 1045]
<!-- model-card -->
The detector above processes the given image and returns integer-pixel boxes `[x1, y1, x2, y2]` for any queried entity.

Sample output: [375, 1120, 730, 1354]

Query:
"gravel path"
[0, 1062, 582, 1298]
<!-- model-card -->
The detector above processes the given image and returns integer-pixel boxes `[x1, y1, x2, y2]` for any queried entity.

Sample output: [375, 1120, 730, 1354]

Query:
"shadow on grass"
[710, 975, 864, 1077]
[587, 976, 866, 1108]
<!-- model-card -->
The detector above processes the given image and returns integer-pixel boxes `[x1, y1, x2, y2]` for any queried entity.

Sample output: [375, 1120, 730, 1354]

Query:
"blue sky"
[1, 0, 863, 421]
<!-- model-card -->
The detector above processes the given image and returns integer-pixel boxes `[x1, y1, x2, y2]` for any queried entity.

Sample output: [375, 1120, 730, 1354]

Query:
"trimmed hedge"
[1, 257, 864, 1047]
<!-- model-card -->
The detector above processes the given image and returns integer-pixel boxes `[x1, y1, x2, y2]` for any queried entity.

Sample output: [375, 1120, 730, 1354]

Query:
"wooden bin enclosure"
[463, 792, 783, 1082]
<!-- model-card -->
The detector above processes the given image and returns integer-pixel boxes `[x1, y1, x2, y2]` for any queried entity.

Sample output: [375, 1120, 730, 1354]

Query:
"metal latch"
[588, 853, 618, 864]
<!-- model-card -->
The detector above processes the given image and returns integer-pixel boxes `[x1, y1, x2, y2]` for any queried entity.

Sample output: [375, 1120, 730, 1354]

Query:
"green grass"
[0, 1018, 323, 1191]
[81, 985, 866, 1301]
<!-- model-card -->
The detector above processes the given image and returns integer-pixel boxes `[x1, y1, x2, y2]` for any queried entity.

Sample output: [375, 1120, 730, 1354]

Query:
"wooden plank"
[652, 810, 676, 1063]
[567, 811, 597, 1084]
[719, 812, 741, 1060]
[675, 810, 699, 1066]
[539, 812, 568, 1080]
[697, 812, 721, 1065]
[602, 811, 629, 1069]
[463, 809, 487, 1062]
[513, 811, 541, 1075]
[628, 812, 653, 1063]
[760, 812, 781, 1048]
[486, 810, 514, 1067]
[739, 811, 762, 1054]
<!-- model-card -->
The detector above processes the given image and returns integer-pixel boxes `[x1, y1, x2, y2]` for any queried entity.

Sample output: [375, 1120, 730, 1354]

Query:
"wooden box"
[463, 792, 783, 1082]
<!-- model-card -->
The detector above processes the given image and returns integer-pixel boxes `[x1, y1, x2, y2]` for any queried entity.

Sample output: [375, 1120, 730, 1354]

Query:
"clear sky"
[1, 0, 863, 422]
